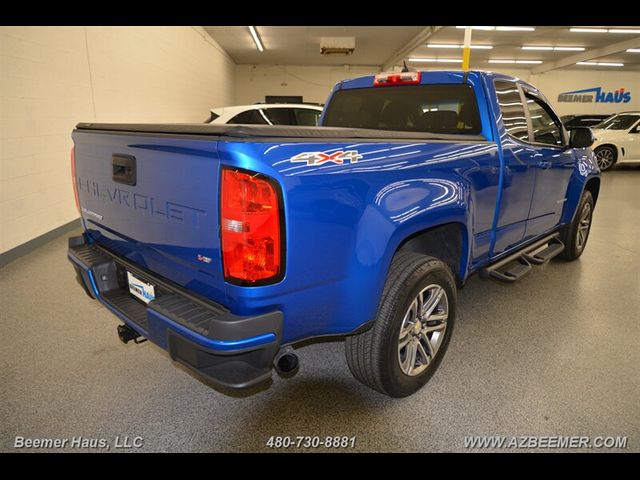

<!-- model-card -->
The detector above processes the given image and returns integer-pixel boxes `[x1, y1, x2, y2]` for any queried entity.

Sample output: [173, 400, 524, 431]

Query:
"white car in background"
[590, 112, 640, 171]
[207, 103, 323, 126]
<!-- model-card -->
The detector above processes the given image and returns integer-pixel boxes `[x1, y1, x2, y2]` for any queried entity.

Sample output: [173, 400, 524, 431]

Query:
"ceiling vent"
[320, 37, 356, 55]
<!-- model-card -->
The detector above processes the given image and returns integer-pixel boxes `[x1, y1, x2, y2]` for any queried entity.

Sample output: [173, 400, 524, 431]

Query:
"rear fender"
[346, 176, 471, 329]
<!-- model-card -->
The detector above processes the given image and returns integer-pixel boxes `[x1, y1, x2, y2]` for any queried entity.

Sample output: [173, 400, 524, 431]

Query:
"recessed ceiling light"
[522, 46, 586, 51]
[456, 26, 535, 32]
[627, 49, 640, 53]
[576, 61, 624, 67]
[570, 28, 608, 33]
[489, 59, 543, 64]
[570, 27, 640, 34]
[427, 44, 493, 49]
[248, 26, 264, 52]
[408, 58, 463, 63]
[496, 26, 536, 31]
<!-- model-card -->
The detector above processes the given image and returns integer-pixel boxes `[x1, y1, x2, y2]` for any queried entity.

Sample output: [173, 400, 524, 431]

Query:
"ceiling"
[417, 26, 640, 72]
[204, 26, 424, 66]
[205, 26, 640, 72]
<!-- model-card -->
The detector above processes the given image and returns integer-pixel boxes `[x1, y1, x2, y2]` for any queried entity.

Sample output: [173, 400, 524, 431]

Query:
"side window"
[228, 110, 268, 125]
[262, 108, 294, 125]
[564, 118, 579, 128]
[525, 94, 563, 147]
[494, 80, 529, 141]
[293, 108, 321, 126]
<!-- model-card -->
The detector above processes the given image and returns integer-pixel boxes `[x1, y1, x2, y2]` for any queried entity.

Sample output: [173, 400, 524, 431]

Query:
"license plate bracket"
[127, 271, 156, 304]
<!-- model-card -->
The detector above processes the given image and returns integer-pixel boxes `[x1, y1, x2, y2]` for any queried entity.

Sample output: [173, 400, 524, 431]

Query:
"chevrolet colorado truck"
[67, 71, 600, 397]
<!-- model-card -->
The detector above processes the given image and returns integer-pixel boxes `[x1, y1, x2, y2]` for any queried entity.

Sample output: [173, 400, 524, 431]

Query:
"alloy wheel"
[398, 284, 449, 376]
[596, 148, 614, 170]
[576, 202, 592, 251]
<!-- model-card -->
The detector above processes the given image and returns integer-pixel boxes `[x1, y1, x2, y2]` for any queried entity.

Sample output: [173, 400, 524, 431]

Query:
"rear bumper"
[67, 235, 282, 390]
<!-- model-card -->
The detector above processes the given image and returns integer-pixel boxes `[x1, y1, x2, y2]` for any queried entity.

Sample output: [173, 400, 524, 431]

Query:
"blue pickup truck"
[68, 71, 600, 397]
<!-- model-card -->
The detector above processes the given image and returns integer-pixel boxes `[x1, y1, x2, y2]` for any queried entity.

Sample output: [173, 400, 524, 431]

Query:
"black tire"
[560, 190, 594, 261]
[345, 252, 456, 397]
[594, 145, 617, 171]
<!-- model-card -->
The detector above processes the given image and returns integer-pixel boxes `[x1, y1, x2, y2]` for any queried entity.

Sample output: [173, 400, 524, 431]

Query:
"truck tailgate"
[72, 129, 226, 304]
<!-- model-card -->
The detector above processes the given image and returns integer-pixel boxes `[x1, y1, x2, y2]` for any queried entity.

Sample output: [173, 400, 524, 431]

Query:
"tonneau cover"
[75, 122, 486, 142]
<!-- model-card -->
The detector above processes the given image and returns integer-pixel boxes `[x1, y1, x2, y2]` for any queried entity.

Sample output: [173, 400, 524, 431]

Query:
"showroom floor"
[1, 168, 638, 453]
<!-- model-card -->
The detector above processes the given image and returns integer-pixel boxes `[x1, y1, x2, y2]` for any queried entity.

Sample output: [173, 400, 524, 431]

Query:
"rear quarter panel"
[218, 139, 500, 343]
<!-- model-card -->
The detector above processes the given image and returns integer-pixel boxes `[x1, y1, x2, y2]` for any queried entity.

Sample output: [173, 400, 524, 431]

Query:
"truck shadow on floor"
[225, 377, 411, 452]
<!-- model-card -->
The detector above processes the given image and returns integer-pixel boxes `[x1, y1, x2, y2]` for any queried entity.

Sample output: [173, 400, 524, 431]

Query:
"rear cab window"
[322, 84, 482, 135]
[494, 79, 566, 147]
[494, 80, 529, 142]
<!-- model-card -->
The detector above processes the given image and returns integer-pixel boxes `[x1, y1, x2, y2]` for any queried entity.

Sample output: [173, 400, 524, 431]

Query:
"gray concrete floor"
[1, 168, 639, 453]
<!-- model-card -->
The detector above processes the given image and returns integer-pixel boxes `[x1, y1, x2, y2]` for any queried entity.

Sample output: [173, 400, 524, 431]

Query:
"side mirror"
[570, 127, 594, 148]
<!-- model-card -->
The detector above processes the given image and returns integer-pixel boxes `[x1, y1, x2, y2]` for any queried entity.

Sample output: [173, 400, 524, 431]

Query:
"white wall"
[235, 65, 381, 105]
[0, 26, 235, 254]
[529, 70, 640, 117]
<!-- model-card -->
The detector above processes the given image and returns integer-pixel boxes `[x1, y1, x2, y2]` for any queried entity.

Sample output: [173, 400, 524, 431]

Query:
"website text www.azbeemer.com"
[464, 435, 628, 450]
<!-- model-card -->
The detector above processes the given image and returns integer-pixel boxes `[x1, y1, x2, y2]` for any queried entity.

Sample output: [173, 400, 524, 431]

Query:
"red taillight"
[373, 71, 421, 87]
[220, 168, 283, 284]
[71, 146, 80, 214]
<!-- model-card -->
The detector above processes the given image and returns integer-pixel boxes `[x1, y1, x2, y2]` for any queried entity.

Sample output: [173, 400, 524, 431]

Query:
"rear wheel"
[345, 252, 456, 397]
[560, 190, 594, 261]
[594, 146, 617, 171]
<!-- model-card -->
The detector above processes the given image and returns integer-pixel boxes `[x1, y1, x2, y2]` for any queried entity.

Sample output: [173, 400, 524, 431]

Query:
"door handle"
[112, 154, 137, 186]
[537, 160, 552, 169]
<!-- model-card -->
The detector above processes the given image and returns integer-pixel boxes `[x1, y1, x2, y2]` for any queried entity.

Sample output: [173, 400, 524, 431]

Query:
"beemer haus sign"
[558, 87, 631, 103]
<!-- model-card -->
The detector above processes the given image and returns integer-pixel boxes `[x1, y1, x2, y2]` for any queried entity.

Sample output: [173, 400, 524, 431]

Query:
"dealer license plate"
[127, 271, 156, 304]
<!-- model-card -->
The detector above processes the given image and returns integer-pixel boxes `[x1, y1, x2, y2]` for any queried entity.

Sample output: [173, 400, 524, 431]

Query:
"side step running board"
[481, 233, 564, 283]
[523, 240, 565, 265]
[488, 257, 532, 282]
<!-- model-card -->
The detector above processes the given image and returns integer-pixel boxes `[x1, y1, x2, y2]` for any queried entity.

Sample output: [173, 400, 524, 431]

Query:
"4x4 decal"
[290, 150, 362, 166]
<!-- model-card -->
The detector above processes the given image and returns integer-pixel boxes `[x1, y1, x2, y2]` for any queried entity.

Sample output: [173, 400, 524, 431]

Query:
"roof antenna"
[401, 60, 410, 73]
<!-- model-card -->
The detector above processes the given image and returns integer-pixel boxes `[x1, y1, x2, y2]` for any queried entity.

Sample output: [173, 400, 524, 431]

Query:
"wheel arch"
[584, 176, 601, 205]
[394, 222, 469, 286]
[594, 143, 620, 159]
